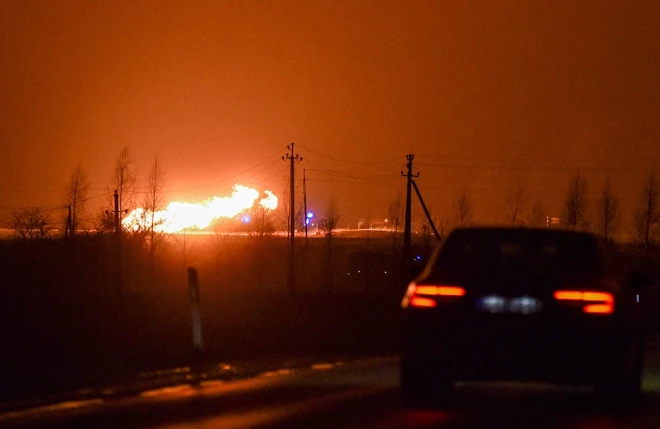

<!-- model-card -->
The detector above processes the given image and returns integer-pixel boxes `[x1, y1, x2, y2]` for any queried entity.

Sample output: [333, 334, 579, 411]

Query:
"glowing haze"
[123, 185, 278, 233]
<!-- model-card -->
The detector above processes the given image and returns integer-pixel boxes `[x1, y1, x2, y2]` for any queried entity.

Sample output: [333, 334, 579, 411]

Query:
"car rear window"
[433, 228, 604, 279]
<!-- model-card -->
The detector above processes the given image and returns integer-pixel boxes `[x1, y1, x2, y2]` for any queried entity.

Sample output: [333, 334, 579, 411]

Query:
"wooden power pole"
[282, 143, 302, 293]
[401, 154, 419, 263]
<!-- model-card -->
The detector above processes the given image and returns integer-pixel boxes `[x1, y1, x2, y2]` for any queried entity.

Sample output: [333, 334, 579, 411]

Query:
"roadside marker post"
[187, 267, 204, 359]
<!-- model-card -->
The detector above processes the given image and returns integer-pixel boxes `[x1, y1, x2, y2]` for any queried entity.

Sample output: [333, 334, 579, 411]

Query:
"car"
[400, 226, 647, 408]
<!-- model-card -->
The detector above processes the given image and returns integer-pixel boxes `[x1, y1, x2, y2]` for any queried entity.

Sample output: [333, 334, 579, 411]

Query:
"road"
[2, 339, 660, 429]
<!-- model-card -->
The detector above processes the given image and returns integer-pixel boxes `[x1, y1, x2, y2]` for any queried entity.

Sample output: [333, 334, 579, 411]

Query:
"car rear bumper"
[402, 312, 631, 386]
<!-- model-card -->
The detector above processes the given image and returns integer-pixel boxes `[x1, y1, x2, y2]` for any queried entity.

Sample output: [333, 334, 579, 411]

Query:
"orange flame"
[123, 184, 278, 233]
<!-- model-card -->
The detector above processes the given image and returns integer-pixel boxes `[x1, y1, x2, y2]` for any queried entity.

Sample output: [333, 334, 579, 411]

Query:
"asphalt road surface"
[3, 338, 660, 429]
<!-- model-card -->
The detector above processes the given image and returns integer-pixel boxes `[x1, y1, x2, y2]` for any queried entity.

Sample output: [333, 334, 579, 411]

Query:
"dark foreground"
[2, 235, 658, 404]
[3, 336, 660, 429]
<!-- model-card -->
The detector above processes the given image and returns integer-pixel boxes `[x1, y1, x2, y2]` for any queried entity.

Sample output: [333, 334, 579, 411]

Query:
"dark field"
[0, 231, 657, 404]
[0, 232, 417, 403]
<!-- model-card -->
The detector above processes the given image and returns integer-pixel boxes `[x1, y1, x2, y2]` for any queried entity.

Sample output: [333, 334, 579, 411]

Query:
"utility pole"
[303, 169, 308, 243]
[412, 180, 440, 240]
[401, 154, 419, 263]
[282, 143, 302, 293]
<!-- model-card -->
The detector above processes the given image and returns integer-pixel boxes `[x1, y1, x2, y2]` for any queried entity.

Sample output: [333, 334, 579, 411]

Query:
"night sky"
[1, 1, 659, 231]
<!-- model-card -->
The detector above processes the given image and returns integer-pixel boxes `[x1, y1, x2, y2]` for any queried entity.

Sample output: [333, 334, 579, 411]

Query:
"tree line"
[11, 152, 660, 255]
[385, 170, 660, 253]
[10, 147, 165, 243]
[10, 147, 345, 244]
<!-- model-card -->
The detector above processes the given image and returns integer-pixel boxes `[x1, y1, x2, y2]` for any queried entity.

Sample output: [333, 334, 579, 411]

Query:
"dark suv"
[401, 227, 646, 408]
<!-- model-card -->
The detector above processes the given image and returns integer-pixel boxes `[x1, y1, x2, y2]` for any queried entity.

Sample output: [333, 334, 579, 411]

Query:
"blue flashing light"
[241, 214, 252, 224]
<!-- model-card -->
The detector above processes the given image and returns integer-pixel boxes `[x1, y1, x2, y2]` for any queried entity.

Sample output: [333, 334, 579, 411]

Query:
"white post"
[187, 268, 204, 354]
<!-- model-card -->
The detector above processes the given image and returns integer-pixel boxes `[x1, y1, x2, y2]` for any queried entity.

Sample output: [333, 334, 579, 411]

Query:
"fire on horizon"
[122, 185, 277, 233]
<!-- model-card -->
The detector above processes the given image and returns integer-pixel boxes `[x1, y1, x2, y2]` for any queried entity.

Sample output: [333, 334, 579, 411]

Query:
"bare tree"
[65, 164, 90, 235]
[251, 197, 275, 237]
[597, 177, 621, 241]
[144, 155, 166, 259]
[277, 180, 305, 236]
[420, 207, 441, 251]
[12, 208, 51, 240]
[528, 198, 546, 227]
[93, 209, 116, 235]
[504, 183, 527, 226]
[634, 172, 660, 255]
[294, 206, 306, 232]
[387, 193, 404, 252]
[170, 226, 199, 286]
[320, 195, 341, 238]
[111, 146, 137, 220]
[564, 171, 589, 229]
[453, 188, 473, 227]
[320, 195, 341, 288]
[437, 218, 448, 240]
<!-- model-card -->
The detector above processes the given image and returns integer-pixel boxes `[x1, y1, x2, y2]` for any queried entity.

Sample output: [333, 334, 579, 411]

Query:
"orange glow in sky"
[122, 184, 278, 233]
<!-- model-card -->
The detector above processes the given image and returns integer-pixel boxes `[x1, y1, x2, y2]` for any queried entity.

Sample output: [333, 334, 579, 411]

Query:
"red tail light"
[553, 290, 614, 315]
[402, 283, 466, 309]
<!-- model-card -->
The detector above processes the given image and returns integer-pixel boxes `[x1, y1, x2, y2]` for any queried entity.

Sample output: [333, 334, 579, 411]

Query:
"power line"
[0, 203, 68, 212]
[297, 144, 400, 165]
[303, 158, 399, 180]
[305, 173, 400, 185]
[0, 188, 62, 193]
[0, 151, 285, 195]
[252, 166, 288, 186]
[162, 152, 284, 193]
[306, 178, 399, 186]
[415, 162, 630, 173]
[415, 153, 637, 164]
[86, 191, 110, 201]
[235, 158, 282, 183]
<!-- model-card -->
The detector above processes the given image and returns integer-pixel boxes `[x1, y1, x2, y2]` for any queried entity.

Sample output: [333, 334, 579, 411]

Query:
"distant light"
[121, 184, 278, 233]
[305, 211, 314, 226]
[241, 214, 252, 224]
[416, 256, 422, 260]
